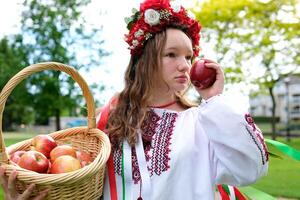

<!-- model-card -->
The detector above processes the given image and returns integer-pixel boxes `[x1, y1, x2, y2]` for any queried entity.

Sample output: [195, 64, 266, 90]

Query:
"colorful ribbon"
[238, 186, 276, 200]
[218, 185, 247, 200]
[265, 139, 300, 161]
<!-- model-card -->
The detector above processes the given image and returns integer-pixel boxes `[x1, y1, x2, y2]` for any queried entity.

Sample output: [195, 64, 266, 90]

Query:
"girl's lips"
[175, 75, 188, 83]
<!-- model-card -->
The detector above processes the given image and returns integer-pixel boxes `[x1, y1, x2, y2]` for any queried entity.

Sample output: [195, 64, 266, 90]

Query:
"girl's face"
[158, 28, 193, 93]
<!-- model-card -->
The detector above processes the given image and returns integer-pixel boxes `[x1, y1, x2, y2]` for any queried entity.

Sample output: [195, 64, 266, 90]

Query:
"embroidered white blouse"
[102, 95, 269, 200]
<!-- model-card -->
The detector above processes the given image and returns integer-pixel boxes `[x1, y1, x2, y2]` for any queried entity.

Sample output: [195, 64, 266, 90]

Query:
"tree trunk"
[268, 87, 277, 140]
[55, 108, 61, 131]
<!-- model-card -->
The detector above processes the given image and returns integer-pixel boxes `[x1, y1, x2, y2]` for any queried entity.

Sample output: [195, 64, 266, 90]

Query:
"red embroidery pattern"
[149, 112, 177, 176]
[112, 110, 178, 184]
[131, 147, 141, 184]
[245, 113, 269, 164]
[113, 146, 144, 184]
[141, 110, 161, 162]
[113, 147, 122, 175]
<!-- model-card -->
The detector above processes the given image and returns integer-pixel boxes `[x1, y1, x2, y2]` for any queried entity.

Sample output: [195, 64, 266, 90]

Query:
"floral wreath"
[124, 0, 202, 57]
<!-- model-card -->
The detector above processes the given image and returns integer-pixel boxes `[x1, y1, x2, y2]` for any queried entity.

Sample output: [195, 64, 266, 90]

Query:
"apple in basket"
[17, 150, 50, 173]
[31, 134, 57, 158]
[50, 145, 77, 163]
[50, 155, 81, 174]
[190, 59, 216, 89]
[10, 150, 26, 164]
[76, 150, 92, 167]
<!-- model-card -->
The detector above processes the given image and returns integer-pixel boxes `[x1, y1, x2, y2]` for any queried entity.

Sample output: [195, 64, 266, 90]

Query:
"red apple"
[190, 59, 216, 89]
[47, 160, 52, 174]
[76, 150, 92, 167]
[50, 155, 81, 174]
[50, 145, 77, 163]
[31, 134, 57, 158]
[10, 150, 26, 164]
[17, 150, 50, 173]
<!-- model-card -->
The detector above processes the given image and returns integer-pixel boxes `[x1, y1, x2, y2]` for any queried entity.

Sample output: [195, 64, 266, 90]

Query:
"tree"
[0, 36, 33, 131]
[193, 0, 300, 139]
[19, 0, 108, 130]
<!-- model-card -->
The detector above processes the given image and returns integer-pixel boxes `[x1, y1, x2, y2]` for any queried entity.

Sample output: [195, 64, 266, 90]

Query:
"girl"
[0, 0, 268, 199]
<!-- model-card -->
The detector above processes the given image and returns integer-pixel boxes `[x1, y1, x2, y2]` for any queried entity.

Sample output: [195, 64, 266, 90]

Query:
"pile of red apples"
[9, 135, 92, 174]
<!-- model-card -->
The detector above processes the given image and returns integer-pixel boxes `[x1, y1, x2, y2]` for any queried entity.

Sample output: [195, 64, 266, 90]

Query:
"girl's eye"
[185, 56, 192, 61]
[166, 52, 176, 58]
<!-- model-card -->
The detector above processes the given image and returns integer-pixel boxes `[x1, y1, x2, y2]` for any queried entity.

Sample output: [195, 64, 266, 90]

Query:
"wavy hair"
[107, 28, 197, 148]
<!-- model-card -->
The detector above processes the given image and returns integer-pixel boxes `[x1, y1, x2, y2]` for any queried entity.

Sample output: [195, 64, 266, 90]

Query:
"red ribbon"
[233, 186, 247, 200]
[97, 98, 118, 200]
[217, 185, 230, 200]
[217, 184, 247, 200]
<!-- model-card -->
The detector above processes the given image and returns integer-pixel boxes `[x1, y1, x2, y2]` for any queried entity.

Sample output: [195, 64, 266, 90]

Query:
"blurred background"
[0, 0, 299, 199]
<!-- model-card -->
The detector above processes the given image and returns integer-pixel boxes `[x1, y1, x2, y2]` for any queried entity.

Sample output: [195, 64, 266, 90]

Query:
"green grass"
[252, 138, 300, 199]
[1, 132, 300, 199]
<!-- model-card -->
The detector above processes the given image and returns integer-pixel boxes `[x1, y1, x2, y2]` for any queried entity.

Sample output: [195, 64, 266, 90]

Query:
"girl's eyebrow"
[164, 46, 193, 54]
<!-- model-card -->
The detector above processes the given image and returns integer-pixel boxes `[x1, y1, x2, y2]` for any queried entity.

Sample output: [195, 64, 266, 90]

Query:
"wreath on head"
[124, 0, 202, 57]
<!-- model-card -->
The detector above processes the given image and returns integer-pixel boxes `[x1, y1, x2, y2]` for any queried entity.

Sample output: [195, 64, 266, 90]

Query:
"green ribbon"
[221, 184, 230, 195]
[265, 139, 300, 161]
[238, 186, 276, 200]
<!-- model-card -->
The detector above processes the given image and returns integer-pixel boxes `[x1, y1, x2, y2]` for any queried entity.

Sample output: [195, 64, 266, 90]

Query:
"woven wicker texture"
[0, 62, 111, 199]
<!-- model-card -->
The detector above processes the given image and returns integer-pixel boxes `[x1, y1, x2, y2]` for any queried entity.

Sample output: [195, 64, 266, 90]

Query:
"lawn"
[0, 131, 300, 199]
[251, 137, 300, 199]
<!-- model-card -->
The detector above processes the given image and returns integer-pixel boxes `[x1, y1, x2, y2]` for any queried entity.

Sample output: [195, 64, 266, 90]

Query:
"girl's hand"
[0, 166, 49, 200]
[194, 59, 224, 100]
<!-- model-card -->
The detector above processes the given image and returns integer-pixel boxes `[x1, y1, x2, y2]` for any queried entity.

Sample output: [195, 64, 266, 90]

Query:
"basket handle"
[0, 62, 96, 163]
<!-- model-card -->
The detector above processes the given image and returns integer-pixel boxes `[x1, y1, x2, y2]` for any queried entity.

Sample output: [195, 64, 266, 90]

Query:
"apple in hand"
[76, 150, 92, 167]
[190, 59, 216, 89]
[50, 145, 77, 163]
[17, 150, 50, 173]
[10, 150, 26, 164]
[50, 155, 81, 174]
[31, 134, 57, 158]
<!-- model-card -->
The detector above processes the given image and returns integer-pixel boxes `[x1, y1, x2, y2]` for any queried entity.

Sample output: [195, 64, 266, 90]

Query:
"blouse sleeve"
[197, 94, 268, 186]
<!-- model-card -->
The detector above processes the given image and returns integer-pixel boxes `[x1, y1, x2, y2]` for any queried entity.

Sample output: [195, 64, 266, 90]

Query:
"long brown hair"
[107, 28, 196, 148]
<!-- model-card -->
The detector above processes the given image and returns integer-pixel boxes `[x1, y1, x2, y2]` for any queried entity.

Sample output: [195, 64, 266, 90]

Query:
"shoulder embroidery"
[244, 113, 269, 164]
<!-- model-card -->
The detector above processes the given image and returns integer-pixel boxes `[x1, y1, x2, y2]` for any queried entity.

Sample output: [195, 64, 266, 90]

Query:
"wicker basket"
[0, 62, 111, 199]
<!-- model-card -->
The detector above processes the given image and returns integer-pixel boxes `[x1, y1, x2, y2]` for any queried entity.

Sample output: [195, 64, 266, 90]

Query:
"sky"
[0, 0, 143, 103]
[0, 0, 200, 101]
[0, 0, 249, 108]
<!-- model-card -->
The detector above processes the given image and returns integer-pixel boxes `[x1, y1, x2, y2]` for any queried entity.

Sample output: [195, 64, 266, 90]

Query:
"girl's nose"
[178, 57, 190, 72]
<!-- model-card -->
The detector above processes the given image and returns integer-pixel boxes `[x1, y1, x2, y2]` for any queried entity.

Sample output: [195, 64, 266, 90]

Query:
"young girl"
[0, 0, 268, 199]
[100, 0, 268, 199]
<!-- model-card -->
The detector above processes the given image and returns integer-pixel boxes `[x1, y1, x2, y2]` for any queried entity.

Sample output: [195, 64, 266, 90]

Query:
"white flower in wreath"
[132, 39, 139, 47]
[144, 9, 160, 26]
[134, 29, 144, 38]
[170, 2, 181, 13]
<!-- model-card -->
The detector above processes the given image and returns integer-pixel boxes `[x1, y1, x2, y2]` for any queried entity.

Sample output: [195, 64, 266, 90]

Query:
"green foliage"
[193, 0, 300, 89]
[193, 0, 300, 139]
[0, 0, 108, 130]
[0, 37, 33, 130]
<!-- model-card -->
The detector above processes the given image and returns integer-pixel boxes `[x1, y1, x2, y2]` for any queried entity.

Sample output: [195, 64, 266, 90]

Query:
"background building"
[250, 75, 300, 123]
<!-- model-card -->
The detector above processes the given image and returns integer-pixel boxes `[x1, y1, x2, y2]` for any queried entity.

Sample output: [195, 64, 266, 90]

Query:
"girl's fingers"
[200, 58, 215, 64]
[204, 63, 224, 80]
[204, 62, 222, 70]
[33, 189, 50, 200]
[0, 167, 47, 200]
[0, 166, 8, 190]
[7, 170, 18, 198]
[20, 183, 36, 200]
